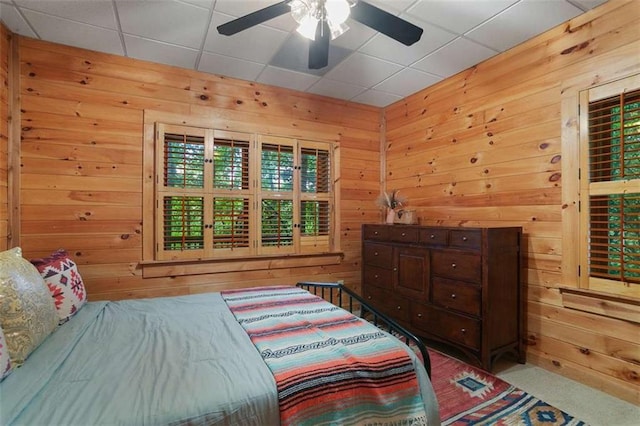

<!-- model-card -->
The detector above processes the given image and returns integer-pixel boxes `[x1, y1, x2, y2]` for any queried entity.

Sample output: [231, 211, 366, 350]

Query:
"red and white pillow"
[31, 250, 87, 325]
[0, 326, 11, 381]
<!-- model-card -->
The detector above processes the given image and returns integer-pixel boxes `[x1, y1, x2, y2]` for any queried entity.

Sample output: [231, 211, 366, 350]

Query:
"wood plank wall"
[0, 25, 8, 251]
[383, 0, 639, 405]
[11, 36, 381, 300]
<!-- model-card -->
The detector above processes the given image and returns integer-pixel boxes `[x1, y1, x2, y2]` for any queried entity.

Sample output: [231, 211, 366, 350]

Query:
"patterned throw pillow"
[31, 249, 87, 325]
[0, 326, 12, 381]
[0, 247, 59, 366]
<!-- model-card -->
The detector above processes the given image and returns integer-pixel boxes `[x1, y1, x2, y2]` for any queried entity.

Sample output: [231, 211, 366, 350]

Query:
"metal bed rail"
[296, 281, 431, 378]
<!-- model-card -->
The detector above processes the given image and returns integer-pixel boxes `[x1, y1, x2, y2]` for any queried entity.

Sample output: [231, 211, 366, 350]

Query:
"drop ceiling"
[0, 0, 608, 107]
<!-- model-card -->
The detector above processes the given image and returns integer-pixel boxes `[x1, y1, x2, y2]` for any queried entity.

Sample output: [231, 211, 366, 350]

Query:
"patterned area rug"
[429, 349, 587, 425]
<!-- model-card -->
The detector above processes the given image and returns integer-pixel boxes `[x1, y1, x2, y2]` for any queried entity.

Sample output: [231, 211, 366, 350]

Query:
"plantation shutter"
[211, 130, 253, 256]
[156, 124, 210, 260]
[300, 142, 332, 252]
[581, 85, 640, 293]
[259, 136, 295, 254]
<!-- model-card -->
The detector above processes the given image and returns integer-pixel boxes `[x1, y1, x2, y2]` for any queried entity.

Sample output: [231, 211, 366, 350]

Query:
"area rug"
[428, 348, 587, 425]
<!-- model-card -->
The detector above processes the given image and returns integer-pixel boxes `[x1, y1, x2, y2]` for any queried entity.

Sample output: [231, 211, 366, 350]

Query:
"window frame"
[562, 73, 640, 301]
[142, 114, 341, 274]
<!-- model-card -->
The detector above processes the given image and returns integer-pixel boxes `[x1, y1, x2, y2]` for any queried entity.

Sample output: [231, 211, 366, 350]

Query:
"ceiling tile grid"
[0, 0, 607, 107]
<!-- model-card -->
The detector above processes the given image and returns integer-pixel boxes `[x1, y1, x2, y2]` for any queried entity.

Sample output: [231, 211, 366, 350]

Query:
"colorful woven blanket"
[221, 286, 428, 426]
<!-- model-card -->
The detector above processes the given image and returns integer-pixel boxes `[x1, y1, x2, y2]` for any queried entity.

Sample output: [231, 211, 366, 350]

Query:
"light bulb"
[297, 15, 318, 40]
[325, 0, 350, 25]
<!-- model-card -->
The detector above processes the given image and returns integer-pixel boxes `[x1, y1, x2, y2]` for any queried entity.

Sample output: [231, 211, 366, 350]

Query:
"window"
[578, 79, 640, 297]
[154, 124, 337, 261]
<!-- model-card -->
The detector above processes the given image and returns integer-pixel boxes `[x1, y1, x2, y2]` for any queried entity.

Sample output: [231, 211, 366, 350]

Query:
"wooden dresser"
[361, 224, 523, 371]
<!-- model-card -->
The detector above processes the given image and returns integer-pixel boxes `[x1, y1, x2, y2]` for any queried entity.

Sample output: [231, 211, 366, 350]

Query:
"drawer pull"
[430, 234, 435, 239]
[462, 236, 468, 241]
[374, 252, 379, 256]
[461, 328, 466, 334]
[451, 293, 456, 299]
[374, 231, 379, 235]
[401, 232, 406, 236]
[397, 306, 401, 310]
[393, 267, 398, 272]
[451, 263, 457, 268]
[417, 313, 423, 318]
[367, 295, 372, 300]
[374, 274, 379, 279]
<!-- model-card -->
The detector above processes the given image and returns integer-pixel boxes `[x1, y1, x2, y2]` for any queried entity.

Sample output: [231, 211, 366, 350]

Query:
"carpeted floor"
[429, 348, 588, 425]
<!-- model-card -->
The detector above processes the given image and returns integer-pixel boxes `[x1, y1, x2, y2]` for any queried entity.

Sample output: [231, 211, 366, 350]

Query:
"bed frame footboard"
[296, 281, 431, 378]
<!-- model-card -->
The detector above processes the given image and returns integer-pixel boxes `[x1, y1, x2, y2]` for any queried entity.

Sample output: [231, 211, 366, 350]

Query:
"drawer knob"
[374, 252, 379, 256]
[367, 295, 371, 300]
[430, 234, 435, 239]
[417, 313, 423, 318]
[374, 274, 379, 279]
[393, 267, 397, 272]
[374, 231, 379, 235]
[462, 236, 468, 241]
[451, 263, 457, 268]
[397, 306, 401, 310]
[461, 328, 466, 333]
[451, 293, 456, 299]
[401, 232, 406, 236]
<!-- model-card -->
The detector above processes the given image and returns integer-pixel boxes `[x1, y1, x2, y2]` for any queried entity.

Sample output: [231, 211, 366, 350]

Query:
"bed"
[1, 281, 440, 426]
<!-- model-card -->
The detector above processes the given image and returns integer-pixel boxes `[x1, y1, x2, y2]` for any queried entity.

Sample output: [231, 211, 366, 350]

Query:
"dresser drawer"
[363, 243, 393, 267]
[419, 228, 448, 246]
[432, 250, 481, 282]
[363, 265, 393, 288]
[363, 285, 410, 323]
[432, 277, 481, 317]
[363, 225, 390, 241]
[410, 303, 480, 350]
[449, 229, 481, 250]
[389, 226, 419, 243]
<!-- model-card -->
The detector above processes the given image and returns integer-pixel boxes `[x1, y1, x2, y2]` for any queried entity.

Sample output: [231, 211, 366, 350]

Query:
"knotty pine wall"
[7, 34, 381, 301]
[383, 0, 639, 404]
[1, 25, 9, 252]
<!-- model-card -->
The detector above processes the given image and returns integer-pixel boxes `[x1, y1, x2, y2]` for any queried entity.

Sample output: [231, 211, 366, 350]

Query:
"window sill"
[560, 287, 640, 324]
[140, 252, 344, 278]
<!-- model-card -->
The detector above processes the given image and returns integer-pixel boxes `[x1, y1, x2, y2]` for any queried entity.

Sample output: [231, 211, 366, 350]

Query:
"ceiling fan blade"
[309, 20, 330, 69]
[217, 1, 292, 36]
[350, 1, 423, 46]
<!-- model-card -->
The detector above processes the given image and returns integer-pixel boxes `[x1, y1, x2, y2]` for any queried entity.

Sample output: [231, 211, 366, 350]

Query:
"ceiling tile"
[466, 0, 585, 51]
[359, 16, 457, 66]
[413, 37, 498, 77]
[351, 89, 403, 108]
[205, 12, 289, 63]
[571, 0, 608, 10]
[124, 35, 198, 70]
[406, 0, 518, 34]
[14, 0, 118, 30]
[307, 78, 367, 101]
[258, 66, 320, 92]
[116, 0, 209, 49]
[325, 53, 403, 88]
[198, 52, 265, 82]
[0, 3, 38, 38]
[374, 67, 442, 97]
[331, 19, 376, 51]
[20, 9, 124, 55]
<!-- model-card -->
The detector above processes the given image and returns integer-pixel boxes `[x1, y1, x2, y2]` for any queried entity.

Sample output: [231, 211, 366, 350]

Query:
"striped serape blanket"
[221, 286, 428, 426]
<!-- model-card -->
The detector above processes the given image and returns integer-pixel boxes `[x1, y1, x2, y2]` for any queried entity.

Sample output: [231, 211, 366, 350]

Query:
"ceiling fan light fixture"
[296, 14, 319, 40]
[291, 0, 352, 41]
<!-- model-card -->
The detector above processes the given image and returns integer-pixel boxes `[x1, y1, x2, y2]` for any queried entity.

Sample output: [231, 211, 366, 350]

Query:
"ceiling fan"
[217, 0, 423, 69]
